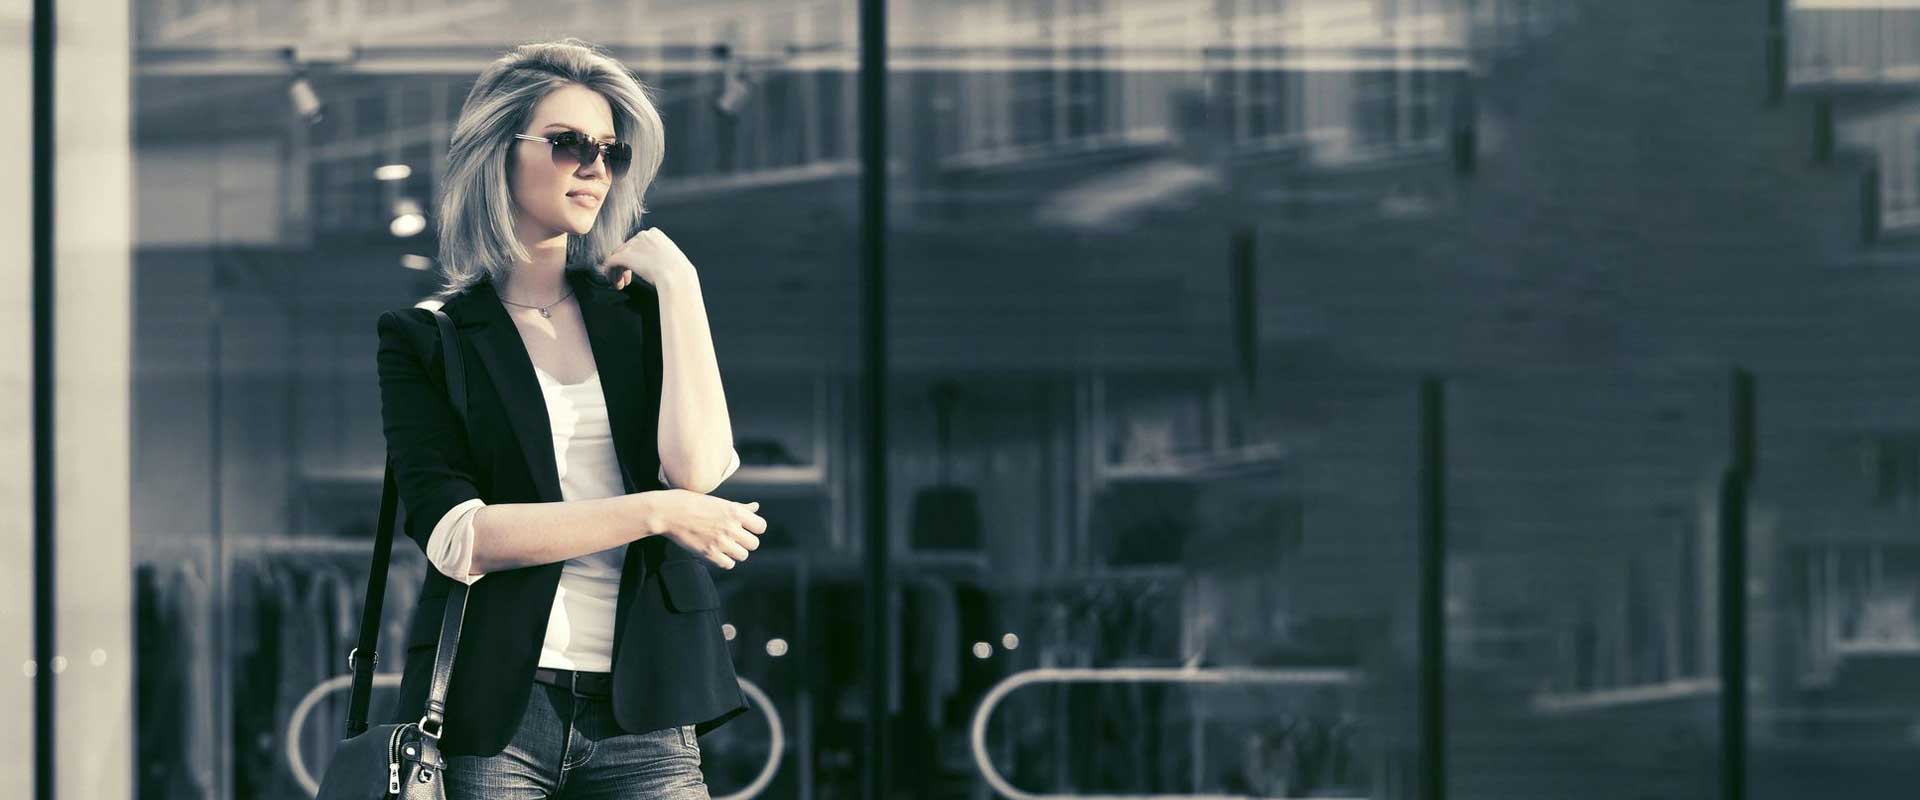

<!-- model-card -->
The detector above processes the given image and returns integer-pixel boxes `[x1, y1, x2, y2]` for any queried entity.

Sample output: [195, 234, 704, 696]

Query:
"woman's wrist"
[623, 490, 669, 541]
[647, 261, 698, 294]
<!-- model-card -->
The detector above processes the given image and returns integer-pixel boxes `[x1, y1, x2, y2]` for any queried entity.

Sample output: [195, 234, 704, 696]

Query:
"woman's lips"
[567, 191, 602, 208]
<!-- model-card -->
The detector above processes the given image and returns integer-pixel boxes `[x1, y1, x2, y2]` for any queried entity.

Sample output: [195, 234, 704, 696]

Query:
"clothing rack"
[137, 531, 430, 800]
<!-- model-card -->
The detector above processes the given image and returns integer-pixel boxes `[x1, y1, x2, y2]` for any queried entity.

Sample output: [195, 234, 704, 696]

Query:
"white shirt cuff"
[427, 497, 488, 585]
[658, 448, 742, 490]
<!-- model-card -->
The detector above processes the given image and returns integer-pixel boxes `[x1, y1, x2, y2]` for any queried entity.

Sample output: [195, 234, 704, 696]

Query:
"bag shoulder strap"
[345, 307, 472, 738]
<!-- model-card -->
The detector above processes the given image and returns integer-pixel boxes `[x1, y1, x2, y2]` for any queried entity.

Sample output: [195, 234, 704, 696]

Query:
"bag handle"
[344, 307, 471, 739]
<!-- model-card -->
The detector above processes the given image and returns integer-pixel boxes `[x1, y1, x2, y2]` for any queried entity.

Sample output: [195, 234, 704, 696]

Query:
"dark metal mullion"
[32, 0, 56, 796]
[1418, 378, 1448, 800]
[1764, 0, 1787, 105]
[1720, 369, 1755, 800]
[858, 0, 891, 797]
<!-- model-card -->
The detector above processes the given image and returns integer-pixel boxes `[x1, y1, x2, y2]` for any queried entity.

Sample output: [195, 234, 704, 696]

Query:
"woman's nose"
[576, 151, 608, 179]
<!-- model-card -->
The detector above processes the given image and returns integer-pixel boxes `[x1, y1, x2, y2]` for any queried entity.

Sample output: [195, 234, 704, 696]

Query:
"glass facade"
[12, 0, 1920, 797]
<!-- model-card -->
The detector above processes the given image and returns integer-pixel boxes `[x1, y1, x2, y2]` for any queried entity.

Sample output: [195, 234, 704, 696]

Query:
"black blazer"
[375, 266, 747, 758]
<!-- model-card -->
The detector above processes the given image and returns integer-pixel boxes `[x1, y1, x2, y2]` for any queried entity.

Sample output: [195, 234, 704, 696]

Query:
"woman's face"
[509, 83, 617, 240]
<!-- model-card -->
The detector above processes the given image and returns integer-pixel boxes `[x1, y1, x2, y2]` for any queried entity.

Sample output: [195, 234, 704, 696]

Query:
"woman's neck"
[501, 230, 570, 307]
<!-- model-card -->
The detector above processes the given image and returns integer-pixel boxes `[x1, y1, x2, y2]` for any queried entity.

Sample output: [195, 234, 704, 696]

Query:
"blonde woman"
[376, 39, 765, 798]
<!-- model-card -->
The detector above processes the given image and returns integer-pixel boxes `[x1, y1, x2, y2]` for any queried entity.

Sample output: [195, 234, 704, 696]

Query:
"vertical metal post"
[1764, 0, 1787, 104]
[31, 0, 55, 795]
[858, 0, 891, 796]
[1419, 377, 1448, 800]
[1720, 369, 1754, 800]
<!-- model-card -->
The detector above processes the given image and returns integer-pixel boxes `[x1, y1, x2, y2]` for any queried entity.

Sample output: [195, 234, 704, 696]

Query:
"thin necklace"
[498, 287, 574, 318]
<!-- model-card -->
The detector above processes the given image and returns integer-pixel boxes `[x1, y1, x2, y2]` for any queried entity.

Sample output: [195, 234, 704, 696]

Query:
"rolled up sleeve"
[658, 447, 741, 491]
[426, 498, 487, 584]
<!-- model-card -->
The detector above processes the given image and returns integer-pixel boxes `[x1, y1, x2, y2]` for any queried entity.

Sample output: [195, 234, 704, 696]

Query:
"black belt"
[533, 667, 614, 697]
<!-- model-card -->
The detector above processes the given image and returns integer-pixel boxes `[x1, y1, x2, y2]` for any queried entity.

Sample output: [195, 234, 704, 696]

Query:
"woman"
[376, 39, 767, 798]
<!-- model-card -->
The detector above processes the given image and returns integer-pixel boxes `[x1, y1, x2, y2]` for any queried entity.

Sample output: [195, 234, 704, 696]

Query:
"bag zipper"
[386, 723, 413, 796]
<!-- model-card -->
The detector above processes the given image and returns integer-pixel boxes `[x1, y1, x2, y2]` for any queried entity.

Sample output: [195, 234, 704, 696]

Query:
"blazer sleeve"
[376, 307, 484, 556]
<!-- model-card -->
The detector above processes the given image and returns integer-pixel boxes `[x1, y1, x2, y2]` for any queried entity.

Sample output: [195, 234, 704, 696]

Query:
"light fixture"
[288, 76, 323, 122]
[972, 642, 993, 659]
[374, 164, 412, 181]
[389, 198, 426, 237]
[765, 638, 788, 657]
[399, 254, 434, 271]
[1001, 633, 1019, 651]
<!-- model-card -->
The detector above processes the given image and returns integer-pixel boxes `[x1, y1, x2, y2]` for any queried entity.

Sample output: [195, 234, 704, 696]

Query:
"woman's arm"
[466, 493, 668, 575]
[648, 266, 738, 494]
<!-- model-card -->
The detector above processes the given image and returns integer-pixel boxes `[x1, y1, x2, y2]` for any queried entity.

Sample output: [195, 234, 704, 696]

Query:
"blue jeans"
[443, 680, 710, 799]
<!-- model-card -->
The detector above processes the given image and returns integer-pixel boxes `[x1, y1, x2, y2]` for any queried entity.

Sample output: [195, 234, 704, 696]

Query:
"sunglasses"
[514, 131, 632, 179]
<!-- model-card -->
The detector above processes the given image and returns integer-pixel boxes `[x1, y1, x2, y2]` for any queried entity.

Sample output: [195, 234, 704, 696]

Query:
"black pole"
[858, 0, 891, 796]
[32, 0, 56, 796]
[1764, 0, 1786, 104]
[1418, 377, 1447, 800]
[1720, 369, 1754, 800]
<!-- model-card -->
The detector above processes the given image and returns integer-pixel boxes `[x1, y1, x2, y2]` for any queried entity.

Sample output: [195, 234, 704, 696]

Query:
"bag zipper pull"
[389, 760, 402, 795]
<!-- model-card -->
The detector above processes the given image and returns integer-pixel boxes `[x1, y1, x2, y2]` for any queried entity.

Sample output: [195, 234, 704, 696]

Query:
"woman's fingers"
[738, 502, 768, 535]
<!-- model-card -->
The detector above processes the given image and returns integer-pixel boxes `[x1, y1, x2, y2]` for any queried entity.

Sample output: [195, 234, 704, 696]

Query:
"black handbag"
[315, 307, 470, 800]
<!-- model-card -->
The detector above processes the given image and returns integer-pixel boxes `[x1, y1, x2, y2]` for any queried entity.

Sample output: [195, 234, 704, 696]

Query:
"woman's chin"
[564, 216, 598, 236]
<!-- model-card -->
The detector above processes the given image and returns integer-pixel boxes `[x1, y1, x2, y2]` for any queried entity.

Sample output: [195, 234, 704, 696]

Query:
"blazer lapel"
[453, 278, 566, 503]
[444, 269, 654, 507]
[571, 267, 655, 498]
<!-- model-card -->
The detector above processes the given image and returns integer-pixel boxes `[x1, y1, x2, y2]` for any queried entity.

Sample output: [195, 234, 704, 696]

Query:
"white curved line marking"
[716, 676, 785, 800]
[968, 667, 1362, 800]
[286, 672, 401, 796]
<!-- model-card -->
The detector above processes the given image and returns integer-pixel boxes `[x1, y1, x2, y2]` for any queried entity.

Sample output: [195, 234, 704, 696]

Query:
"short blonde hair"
[434, 38, 665, 295]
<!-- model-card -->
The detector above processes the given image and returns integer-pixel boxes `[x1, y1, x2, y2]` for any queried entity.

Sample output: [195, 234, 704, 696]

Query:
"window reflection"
[114, 0, 1920, 798]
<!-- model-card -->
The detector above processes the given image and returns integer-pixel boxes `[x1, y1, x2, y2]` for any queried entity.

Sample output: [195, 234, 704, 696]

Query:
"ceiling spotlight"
[389, 198, 426, 238]
[374, 164, 412, 181]
[399, 254, 434, 271]
[288, 76, 323, 122]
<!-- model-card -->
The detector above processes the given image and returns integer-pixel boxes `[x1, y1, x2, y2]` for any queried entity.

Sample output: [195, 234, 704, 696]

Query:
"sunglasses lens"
[542, 131, 584, 168]
[605, 142, 633, 178]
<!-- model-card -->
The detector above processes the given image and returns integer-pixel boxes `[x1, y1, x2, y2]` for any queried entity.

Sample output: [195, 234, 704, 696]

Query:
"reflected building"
[107, 0, 1920, 799]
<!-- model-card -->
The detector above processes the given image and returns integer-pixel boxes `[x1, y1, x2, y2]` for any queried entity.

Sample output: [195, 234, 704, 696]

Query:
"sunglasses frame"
[513, 131, 632, 178]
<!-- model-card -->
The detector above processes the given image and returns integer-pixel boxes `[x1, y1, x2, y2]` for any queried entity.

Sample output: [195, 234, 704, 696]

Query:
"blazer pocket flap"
[659, 560, 721, 613]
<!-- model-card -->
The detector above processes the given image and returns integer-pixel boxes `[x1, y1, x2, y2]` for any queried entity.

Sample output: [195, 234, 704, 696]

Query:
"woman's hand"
[645, 490, 766, 570]
[604, 227, 696, 290]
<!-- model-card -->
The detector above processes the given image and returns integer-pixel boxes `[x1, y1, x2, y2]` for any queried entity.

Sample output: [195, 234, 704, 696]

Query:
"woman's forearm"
[652, 268, 736, 493]
[469, 493, 664, 574]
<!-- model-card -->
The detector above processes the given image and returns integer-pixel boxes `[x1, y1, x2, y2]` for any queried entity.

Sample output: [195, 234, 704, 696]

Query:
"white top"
[424, 364, 741, 672]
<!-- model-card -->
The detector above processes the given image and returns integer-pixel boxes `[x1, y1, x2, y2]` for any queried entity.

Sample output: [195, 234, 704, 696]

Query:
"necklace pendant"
[540, 308, 552, 318]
